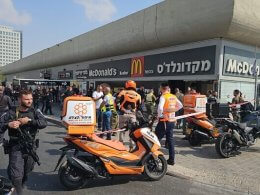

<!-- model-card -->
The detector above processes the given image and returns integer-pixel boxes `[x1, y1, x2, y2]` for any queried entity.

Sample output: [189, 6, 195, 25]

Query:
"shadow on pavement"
[24, 171, 154, 192]
[177, 146, 221, 160]
[25, 171, 63, 192]
[46, 149, 62, 156]
[45, 131, 66, 135]
[242, 146, 260, 153]
[47, 123, 62, 128]
[42, 141, 65, 145]
[159, 136, 221, 159]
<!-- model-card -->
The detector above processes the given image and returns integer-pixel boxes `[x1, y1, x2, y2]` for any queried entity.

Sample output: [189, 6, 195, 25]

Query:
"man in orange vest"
[155, 82, 183, 165]
[117, 80, 141, 114]
[117, 80, 141, 150]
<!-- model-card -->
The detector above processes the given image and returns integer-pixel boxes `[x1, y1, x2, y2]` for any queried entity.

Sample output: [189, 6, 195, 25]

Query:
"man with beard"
[0, 90, 47, 194]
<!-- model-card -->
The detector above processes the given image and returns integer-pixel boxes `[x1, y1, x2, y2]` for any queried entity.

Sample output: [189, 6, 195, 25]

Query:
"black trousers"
[155, 121, 175, 161]
[8, 145, 35, 195]
[45, 104, 53, 115]
[34, 100, 40, 109]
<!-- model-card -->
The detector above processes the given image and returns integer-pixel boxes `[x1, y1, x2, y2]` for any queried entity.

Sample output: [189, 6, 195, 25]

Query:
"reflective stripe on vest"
[161, 93, 177, 122]
[101, 93, 115, 112]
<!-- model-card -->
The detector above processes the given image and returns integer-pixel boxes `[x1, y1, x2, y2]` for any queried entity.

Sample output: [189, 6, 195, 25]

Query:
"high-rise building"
[0, 25, 22, 66]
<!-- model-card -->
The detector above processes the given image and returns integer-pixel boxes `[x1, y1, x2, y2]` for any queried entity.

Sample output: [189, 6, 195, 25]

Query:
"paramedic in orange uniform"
[155, 82, 183, 165]
[117, 80, 141, 150]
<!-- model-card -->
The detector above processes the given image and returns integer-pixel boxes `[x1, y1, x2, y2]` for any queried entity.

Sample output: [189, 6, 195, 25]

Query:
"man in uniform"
[117, 80, 141, 150]
[232, 89, 244, 122]
[145, 89, 156, 118]
[155, 83, 183, 165]
[174, 88, 184, 129]
[0, 90, 47, 194]
[100, 85, 115, 140]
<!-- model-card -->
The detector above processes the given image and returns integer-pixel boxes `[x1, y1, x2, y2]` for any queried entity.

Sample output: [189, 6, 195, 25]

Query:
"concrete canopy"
[1, 0, 260, 75]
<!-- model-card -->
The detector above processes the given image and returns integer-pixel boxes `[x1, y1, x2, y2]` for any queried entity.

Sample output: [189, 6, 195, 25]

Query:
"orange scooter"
[186, 113, 220, 146]
[183, 94, 222, 146]
[54, 97, 167, 190]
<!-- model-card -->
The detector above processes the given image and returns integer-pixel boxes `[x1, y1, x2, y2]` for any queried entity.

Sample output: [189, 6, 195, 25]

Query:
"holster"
[3, 139, 11, 155]
[35, 139, 39, 148]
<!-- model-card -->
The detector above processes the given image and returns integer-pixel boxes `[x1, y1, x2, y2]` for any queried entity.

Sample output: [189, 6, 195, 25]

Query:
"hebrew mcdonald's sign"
[131, 57, 144, 77]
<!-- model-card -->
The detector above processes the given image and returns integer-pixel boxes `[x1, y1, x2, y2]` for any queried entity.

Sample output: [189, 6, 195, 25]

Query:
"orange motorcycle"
[54, 97, 167, 190]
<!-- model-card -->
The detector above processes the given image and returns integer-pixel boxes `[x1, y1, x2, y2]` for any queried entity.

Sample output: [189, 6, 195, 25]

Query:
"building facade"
[1, 0, 260, 104]
[4, 39, 260, 104]
[0, 25, 22, 66]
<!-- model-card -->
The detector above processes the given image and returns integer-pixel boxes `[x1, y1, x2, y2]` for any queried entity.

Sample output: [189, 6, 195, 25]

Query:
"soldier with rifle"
[0, 90, 47, 195]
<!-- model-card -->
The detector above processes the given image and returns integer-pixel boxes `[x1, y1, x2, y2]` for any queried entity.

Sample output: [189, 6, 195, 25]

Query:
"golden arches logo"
[131, 57, 144, 77]
[74, 103, 87, 115]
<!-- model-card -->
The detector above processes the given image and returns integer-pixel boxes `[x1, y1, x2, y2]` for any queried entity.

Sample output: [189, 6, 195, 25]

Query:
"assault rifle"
[17, 128, 41, 166]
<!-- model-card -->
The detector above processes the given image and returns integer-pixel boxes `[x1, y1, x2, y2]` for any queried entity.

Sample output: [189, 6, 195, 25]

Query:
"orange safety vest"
[161, 92, 177, 122]
[118, 90, 141, 112]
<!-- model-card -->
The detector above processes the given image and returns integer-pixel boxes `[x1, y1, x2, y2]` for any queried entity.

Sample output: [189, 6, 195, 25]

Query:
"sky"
[0, 0, 163, 57]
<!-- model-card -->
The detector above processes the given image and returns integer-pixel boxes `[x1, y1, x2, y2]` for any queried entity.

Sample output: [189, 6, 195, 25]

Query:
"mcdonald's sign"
[131, 57, 144, 77]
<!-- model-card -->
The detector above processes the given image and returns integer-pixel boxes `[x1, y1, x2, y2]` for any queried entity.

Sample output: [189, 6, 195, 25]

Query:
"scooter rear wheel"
[59, 161, 88, 190]
[144, 155, 167, 181]
[188, 130, 201, 146]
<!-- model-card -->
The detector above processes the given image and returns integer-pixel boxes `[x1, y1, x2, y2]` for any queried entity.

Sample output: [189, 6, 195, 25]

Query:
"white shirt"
[103, 94, 110, 104]
[157, 95, 183, 118]
[92, 91, 103, 109]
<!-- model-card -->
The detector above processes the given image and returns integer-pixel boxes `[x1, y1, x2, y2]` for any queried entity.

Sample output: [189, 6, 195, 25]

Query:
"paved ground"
[0, 124, 249, 195]
[168, 130, 260, 194]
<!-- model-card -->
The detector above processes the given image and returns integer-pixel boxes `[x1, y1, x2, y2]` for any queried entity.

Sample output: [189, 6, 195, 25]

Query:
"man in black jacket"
[32, 86, 41, 109]
[0, 90, 47, 195]
[0, 85, 13, 142]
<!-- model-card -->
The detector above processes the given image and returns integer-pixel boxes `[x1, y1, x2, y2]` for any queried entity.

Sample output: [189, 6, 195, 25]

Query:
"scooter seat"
[88, 134, 127, 151]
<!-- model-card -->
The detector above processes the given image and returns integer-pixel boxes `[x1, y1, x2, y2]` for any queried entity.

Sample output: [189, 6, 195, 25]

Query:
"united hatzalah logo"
[74, 103, 87, 115]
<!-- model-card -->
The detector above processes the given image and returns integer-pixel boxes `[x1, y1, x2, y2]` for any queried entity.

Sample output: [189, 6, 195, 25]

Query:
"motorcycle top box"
[62, 96, 96, 136]
[206, 103, 230, 119]
[183, 94, 207, 114]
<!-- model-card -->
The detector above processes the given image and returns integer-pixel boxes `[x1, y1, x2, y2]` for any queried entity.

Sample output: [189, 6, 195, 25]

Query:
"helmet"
[125, 80, 136, 90]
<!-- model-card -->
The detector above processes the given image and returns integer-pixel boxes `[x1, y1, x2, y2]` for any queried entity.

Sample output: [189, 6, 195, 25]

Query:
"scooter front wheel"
[59, 161, 88, 190]
[144, 155, 167, 181]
